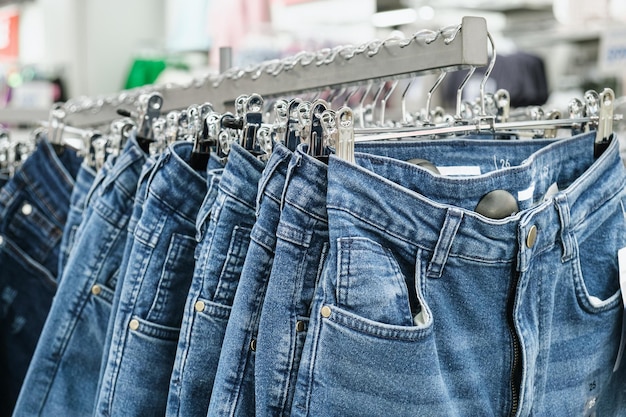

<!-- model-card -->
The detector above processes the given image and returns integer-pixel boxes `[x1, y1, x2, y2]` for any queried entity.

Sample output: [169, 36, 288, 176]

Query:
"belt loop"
[426, 208, 463, 279]
[256, 148, 289, 217]
[280, 152, 300, 212]
[554, 193, 575, 262]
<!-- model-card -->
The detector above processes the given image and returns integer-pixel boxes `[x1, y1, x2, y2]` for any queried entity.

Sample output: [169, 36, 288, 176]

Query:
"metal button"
[250, 339, 257, 351]
[321, 306, 332, 318]
[21, 203, 33, 216]
[526, 225, 538, 248]
[194, 300, 205, 312]
[91, 285, 102, 296]
[295, 320, 306, 332]
[129, 319, 140, 331]
[0, 235, 4, 245]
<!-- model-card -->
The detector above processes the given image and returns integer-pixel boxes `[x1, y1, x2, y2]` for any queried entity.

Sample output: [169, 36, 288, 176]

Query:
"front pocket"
[145, 233, 197, 327]
[304, 305, 452, 417]
[571, 196, 626, 312]
[336, 237, 414, 327]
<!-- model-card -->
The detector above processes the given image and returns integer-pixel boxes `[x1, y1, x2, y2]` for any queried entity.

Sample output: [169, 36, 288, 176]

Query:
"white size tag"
[436, 166, 482, 177]
[517, 184, 535, 202]
[613, 247, 626, 372]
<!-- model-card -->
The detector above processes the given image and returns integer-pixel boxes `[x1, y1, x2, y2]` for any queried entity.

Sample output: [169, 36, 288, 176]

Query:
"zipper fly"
[507, 269, 522, 417]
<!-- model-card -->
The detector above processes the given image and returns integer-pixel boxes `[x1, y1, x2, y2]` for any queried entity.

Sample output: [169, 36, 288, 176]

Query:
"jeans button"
[321, 306, 332, 318]
[21, 203, 33, 216]
[129, 319, 140, 331]
[295, 320, 306, 332]
[91, 285, 102, 295]
[526, 225, 538, 248]
[250, 339, 257, 351]
[194, 300, 205, 312]
[0, 235, 4, 245]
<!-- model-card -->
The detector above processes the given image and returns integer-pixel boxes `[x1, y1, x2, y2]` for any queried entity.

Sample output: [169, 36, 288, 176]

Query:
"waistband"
[281, 144, 330, 223]
[218, 143, 265, 211]
[70, 163, 96, 207]
[327, 133, 626, 268]
[146, 141, 207, 223]
[1, 138, 82, 225]
[353, 135, 592, 212]
[256, 142, 292, 215]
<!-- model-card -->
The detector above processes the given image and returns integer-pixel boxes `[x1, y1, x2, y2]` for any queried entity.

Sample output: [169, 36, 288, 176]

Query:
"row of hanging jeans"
[5, 123, 626, 416]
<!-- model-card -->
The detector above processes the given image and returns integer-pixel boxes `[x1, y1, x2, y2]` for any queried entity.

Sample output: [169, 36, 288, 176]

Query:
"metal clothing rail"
[62, 16, 489, 128]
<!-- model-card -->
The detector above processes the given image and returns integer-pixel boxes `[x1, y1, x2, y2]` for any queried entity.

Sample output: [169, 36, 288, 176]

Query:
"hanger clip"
[595, 88, 615, 157]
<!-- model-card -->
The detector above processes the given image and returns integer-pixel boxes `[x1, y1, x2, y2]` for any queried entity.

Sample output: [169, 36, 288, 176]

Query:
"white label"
[517, 184, 535, 202]
[613, 247, 626, 372]
[618, 248, 626, 308]
[436, 166, 482, 177]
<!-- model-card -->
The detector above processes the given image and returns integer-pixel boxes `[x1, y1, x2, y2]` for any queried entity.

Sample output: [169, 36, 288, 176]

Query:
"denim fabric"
[0, 140, 81, 416]
[291, 132, 626, 416]
[254, 138, 561, 417]
[0, 173, 8, 189]
[95, 141, 207, 417]
[168, 144, 271, 417]
[57, 162, 96, 281]
[13, 137, 146, 417]
[94, 155, 157, 403]
[254, 147, 327, 417]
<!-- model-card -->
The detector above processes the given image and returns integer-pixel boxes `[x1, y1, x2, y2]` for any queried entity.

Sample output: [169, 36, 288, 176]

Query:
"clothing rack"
[62, 16, 489, 128]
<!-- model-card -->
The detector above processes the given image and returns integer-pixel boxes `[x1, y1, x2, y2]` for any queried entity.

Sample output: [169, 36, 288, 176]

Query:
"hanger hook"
[358, 81, 373, 129]
[480, 32, 497, 116]
[425, 70, 447, 125]
[455, 66, 476, 120]
[400, 79, 415, 126]
[370, 82, 386, 127]
[380, 80, 399, 126]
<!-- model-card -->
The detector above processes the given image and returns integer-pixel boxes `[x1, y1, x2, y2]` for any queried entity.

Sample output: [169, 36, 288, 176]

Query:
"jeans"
[201, 144, 289, 417]
[13, 136, 146, 417]
[0, 139, 81, 416]
[94, 155, 157, 405]
[254, 138, 560, 417]
[291, 132, 626, 416]
[253, 146, 327, 417]
[57, 163, 96, 281]
[95, 141, 207, 417]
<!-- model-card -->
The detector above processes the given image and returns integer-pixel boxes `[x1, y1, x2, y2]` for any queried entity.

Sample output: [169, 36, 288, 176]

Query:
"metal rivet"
[250, 339, 257, 351]
[21, 203, 33, 216]
[91, 285, 102, 296]
[296, 320, 306, 332]
[129, 319, 139, 331]
[194, 300, 205, 312]
[0, 235, 4, 245]
[321, 306, 332, 318]
[526, 225, 538, 248]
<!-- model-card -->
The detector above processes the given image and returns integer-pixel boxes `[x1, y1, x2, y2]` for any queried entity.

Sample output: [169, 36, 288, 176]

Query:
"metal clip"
[597, 88, 615, 144]
[337, 107, 355, 164]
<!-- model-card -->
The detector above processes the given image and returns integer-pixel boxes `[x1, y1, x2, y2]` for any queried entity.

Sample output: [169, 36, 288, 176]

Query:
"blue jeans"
[0, 139, 81, 416]
[253, 146, 328, 417]
[57, 163, 96, 281]
[254, 138, 561, 417]
[94, 155, 157, 404]
[169, 144, 271, 417]
[291, 132, 626, 416]
[13, 136, 147, 417]
[57, 163, 96, 282]
[95, 142, 207, 417]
